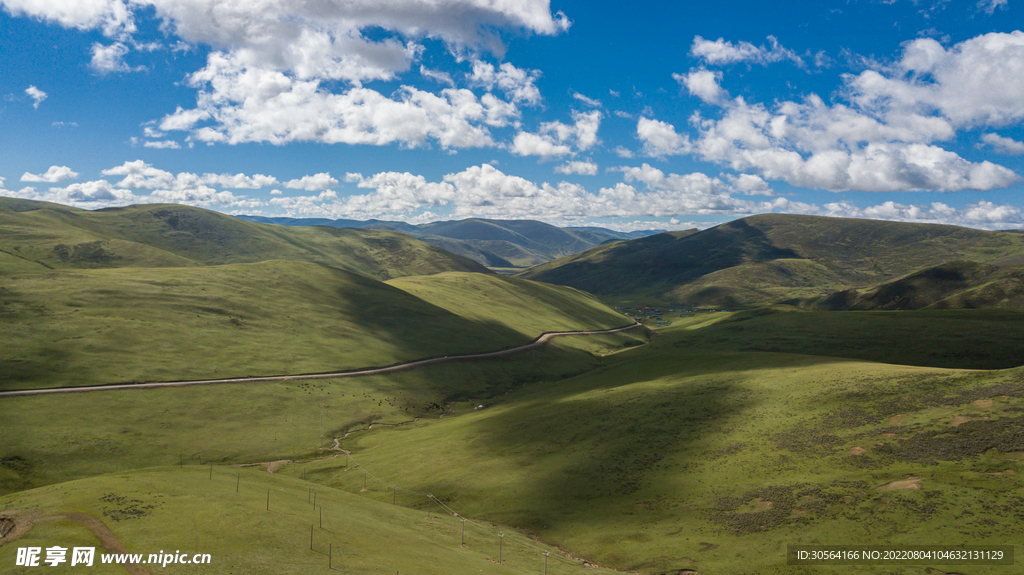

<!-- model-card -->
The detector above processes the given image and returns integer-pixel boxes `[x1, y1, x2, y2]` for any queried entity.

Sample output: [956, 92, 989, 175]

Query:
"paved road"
[0, 322, 642, 398]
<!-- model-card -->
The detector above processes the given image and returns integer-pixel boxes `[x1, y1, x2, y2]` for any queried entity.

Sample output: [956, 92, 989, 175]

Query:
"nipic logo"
[16, 547, 95, 567]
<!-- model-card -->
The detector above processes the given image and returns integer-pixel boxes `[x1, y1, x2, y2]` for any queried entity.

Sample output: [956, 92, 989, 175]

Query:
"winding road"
[0, 322, 642, 398]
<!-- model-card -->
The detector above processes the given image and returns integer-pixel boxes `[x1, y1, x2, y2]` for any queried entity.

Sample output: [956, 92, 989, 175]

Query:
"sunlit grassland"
[0, 262, 629, 390]
[0, 467, 626, 575]
[0, 335, 637, 495]
[280, 323, 1024, 575]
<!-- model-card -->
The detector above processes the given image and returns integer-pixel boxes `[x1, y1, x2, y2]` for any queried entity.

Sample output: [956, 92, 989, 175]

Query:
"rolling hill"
[790, 260, 1024, 310]
[519, 214, 1024, 307]
[237, 214, 667, 268]
[0, 197, 488, 279]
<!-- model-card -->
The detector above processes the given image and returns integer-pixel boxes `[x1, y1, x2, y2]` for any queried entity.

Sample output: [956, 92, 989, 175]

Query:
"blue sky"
[1, 0, 1022, 230]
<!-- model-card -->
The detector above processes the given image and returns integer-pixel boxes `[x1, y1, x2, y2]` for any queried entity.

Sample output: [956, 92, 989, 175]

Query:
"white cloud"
[284, 173, 339, 191]
[690, 35, 803, 66]
[160, 54, 513, 148]
[614, 146, 635, 158]
[5, 1, 567, 79]
[90, 42, 143, 73]
[8, 179, 141, 207]
[692, 96, 1019, 191]
[420, 66, 454, 87]
[637, 117, 691, 157]
[678, 32, 1024, 193]
[0, 0, 135, 37]
[8, 1, 566, 149]
[726, 173, 773, 196]
[824, 200, 1022, 230]
[270, 189, 283, 195]
[981, 133, 1024, 155]
[554, 160, 598, 175]
[143, 126, 164, 138]
[101, 160, 278, 189]
[511, 110, 602, 158]
[674, 69, 726, 104]
[20, 165, 79, 183]
[467, 60, 542, 105]
[573, 92, 601, 107]
[25, 85, 46, 108]
[847, 32, 1024, 129]
[143, 140, 181, 149]
[301, 163, 814, 224]
[978, 0, 1008, 14]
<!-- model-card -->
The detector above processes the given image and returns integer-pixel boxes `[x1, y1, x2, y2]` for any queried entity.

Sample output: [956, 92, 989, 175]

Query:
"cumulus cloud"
[676, 31, 1024, 193]
[21, 165, 79, 183]
[467, 60, 542, 105]
[847, 31, 1024, 129]
[674, 69, 726, 104]
[726, 173, 773, 196]
[90, 42, 143, 73]
[101, 160, 278, 190]
[286, 163, 817, 224]
[285, 173, 339, 191]
[823, 200, 1023, 230]
[554, 160, 599, 176]
[25, 85, 46, 108]
[143, 140, 181, 149]
[8, 0, 568, 148]
[637, 117, 691, 157]
[159, 54, 515, 148]
[511, 110, 602, 158]
[690, 35, 803, 66]
[981, 133, 1024, 155]
[0, 0, 135, 37]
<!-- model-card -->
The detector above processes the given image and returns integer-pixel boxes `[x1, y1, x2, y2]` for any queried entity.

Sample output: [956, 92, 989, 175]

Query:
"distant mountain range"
[0, 197, 487, 279]
[520, 214, 1024, 309]
[236, 215, 666, 268]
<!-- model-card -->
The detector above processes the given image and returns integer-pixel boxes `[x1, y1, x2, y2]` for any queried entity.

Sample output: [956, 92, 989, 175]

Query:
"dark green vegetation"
[5, 313, 1020, 574]
[0, 198, 628, 391]
[0, 197, 488, 278]
[793, 260, 1024, 311]
[0, 263, 623, 391]
[3, 202, 1023, 574]
[520, 214, 1024, 308]
[239, 214, 669, 268]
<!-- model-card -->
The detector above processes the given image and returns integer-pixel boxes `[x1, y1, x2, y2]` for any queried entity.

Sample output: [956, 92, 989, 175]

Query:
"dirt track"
[42, 513, 153, 575]
[0, 322, 642, 398]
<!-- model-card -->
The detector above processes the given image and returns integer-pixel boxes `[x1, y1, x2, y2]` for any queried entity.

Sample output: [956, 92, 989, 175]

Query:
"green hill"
[520, 214, 1024, 307]
[238, 214, 669, 268]
[792, 260, 1024, 311]
[0, 197, 488, 279]
[0, 467, 624, 575]
[0, 262, 627, 391]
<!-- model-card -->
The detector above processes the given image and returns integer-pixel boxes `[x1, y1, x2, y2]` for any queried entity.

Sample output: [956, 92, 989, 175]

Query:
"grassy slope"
[309, 323, 1024, 575]
[3, 314, 1022, 574]
[387, 272, 628, 337]
[0, 467, 625, 575]
[793, 260, 1024, 311]
[520, 214, 1024, 307]
[0, 334, 637, 500]
[667, 308, 1024, 369]
[0, 198, 488, 279]
[1, 263, 627, 391]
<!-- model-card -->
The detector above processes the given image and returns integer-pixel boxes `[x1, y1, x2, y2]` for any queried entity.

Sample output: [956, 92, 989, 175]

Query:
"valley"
[2, 200, 1022, 574]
